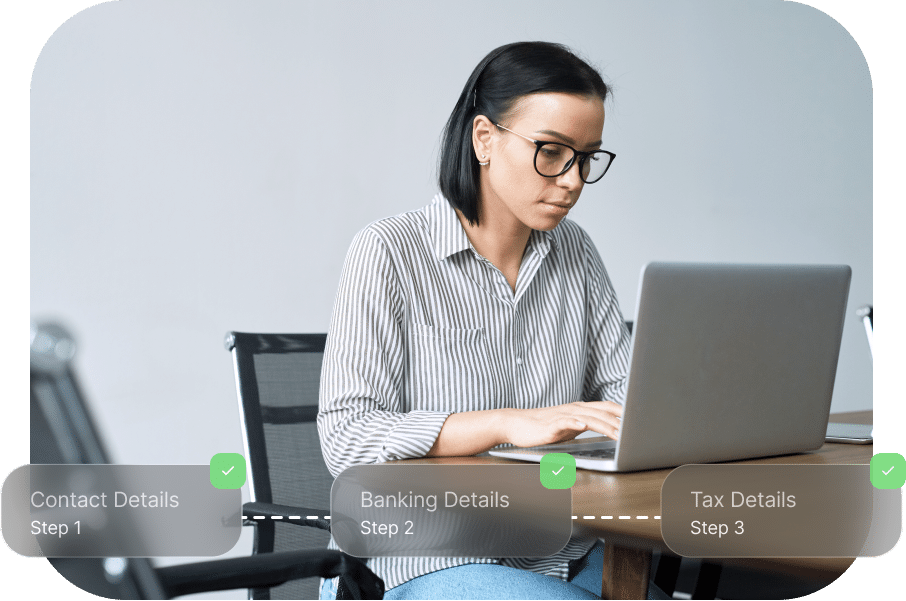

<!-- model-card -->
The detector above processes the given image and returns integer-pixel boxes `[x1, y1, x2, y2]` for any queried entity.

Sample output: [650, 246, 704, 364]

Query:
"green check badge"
[210, 453, 247, 489]
[870, 453, 906, 490]
[540, 453, 576, 489]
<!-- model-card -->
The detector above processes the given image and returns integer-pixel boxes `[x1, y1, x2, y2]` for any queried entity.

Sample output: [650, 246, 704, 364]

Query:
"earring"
[478, 154, 489, 166]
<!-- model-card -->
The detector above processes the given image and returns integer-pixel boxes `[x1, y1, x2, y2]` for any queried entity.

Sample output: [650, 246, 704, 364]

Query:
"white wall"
[22, 0, 874, 597]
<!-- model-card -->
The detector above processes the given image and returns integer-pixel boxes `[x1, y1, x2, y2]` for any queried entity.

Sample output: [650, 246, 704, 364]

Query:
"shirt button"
[515, 357, 523, 366]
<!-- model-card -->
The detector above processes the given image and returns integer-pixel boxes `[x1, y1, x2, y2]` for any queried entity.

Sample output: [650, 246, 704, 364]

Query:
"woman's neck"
[455, 205, 531, 293]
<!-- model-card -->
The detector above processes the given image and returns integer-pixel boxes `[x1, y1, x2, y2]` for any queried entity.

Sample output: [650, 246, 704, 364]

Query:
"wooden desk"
[570, 410, 872, 598]
[405, 410, 872, 599]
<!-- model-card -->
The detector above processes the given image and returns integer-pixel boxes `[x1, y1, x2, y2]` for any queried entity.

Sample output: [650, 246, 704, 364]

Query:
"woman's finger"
[587, 401, 623, 417]
[566, 405, 622, 431]
[567, 414, 620, 440]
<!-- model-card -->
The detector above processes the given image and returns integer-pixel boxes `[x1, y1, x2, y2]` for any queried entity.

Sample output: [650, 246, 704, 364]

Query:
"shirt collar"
[426, 193, 559, 261]
[529, 226, 556, 259]
[427, 194, 473, 261]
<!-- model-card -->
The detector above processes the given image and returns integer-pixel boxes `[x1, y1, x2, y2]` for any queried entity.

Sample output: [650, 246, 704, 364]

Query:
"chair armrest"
[156, 548, 384, 599]
[243, 501, 332, 531]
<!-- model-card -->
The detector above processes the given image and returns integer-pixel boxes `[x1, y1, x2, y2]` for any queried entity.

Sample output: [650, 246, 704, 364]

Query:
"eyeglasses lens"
[535, 143, 611, 183]
[580, 152, 611, 183]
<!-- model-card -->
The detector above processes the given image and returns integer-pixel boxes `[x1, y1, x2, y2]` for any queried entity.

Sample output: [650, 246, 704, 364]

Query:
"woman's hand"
[426, 401, 623, 457]
[502, 401, 623, 448]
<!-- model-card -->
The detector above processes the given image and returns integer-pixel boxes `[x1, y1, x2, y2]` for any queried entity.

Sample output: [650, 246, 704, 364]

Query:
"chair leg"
[336, 576, 354, 600]
[653, 553, 682, 597]
[691, 561, 722, 599]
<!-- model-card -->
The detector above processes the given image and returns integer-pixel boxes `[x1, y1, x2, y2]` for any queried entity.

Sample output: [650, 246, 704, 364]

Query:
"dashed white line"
[246, 515, 331, 520]
[243, 511, 663, 523]
[574, 515, 661, 520]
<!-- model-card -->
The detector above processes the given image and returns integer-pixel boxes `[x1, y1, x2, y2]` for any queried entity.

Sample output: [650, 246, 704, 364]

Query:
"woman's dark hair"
[438, 41, 610, 226]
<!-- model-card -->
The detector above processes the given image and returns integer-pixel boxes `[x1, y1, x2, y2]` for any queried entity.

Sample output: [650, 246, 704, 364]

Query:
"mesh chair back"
[226, 332, 334, 600]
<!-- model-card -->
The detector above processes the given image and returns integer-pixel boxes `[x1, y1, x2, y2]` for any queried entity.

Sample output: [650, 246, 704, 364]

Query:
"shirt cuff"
[380, 410, 452, 462]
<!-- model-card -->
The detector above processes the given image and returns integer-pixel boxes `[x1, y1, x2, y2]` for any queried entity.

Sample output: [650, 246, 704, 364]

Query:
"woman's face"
[474, 93, 605, 232]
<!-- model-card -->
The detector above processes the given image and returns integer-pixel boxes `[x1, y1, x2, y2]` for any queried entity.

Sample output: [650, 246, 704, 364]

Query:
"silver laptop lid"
[615, 262, 851, 471]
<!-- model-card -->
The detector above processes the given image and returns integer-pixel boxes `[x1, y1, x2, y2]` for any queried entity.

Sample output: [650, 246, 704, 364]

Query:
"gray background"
[29, 0, 872, 592]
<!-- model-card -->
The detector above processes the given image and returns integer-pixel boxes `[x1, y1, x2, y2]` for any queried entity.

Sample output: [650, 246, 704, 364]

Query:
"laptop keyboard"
[573, 447, 616, 459]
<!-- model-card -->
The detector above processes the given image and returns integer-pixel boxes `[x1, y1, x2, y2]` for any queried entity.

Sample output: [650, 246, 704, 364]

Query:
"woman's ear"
[472, 115, 496, 162]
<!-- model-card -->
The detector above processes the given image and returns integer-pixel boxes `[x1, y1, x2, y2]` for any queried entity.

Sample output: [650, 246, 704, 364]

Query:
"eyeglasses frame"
[494, 123, 616, 184]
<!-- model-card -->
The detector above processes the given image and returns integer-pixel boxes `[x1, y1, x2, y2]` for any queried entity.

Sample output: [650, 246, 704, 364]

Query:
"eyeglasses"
[495, 124, 616, 184]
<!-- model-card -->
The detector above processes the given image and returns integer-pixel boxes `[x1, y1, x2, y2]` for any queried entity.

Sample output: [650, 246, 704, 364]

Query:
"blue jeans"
[319, 541, 669, 600]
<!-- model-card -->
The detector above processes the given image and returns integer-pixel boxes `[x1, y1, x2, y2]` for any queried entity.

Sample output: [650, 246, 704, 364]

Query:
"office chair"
[226, 332, 383, 600]
[29, 322, 382, 599]
[31, 322, 149, 597]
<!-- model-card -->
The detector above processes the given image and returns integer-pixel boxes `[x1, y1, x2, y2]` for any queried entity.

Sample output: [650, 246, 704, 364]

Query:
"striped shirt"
[318, 194, 631, 591]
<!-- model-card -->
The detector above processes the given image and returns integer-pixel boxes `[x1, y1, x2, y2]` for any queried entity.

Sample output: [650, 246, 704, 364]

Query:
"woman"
[319, 41, 661, 600]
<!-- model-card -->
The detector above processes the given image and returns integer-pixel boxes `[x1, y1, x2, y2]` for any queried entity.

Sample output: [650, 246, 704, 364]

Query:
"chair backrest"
[226, 332, 333, 600]
[31, 323, 110, 465]
[30, 322, 165, 599]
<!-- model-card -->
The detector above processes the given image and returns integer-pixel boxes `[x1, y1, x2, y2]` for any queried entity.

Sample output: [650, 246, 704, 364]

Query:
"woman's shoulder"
[363, 207, 427, 233]
[354, 203, 431, 247]
[362, 197, 432, 238]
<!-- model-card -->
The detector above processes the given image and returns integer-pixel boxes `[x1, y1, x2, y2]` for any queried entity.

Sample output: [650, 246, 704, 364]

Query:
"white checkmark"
[883, 466, 895, 476]
[552, 466, 565, 475]
[222, 466, 235, 476]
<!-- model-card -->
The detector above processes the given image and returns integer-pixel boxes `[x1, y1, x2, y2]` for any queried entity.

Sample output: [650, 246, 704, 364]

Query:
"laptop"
[489, 262, 852, 472]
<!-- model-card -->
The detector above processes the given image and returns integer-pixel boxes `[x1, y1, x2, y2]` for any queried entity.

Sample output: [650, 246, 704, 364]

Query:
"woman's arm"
[426, 401, 623, 457]
[580, 230, 631, 404]
[318, 228, 453, 476]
